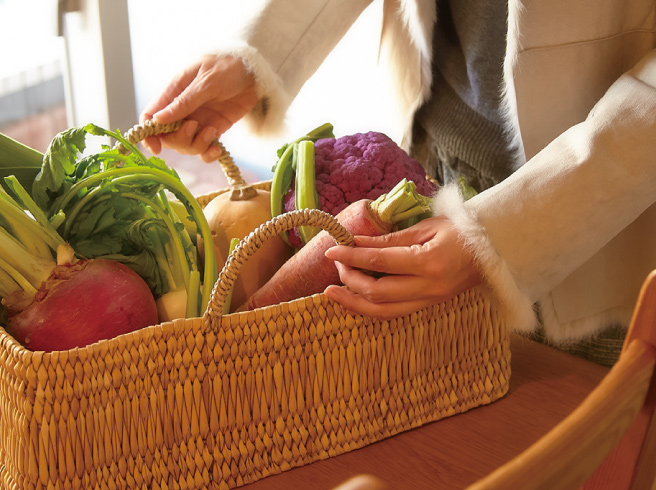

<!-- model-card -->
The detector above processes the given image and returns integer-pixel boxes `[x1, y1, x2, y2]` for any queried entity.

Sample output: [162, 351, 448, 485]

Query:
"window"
[1, 1, 389, 195]
[0, 0, 68, 152]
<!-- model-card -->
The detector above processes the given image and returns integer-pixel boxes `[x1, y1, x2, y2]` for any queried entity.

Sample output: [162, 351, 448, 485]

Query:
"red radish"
[7, 258, 158, 352]
[237, 179, 433, 311]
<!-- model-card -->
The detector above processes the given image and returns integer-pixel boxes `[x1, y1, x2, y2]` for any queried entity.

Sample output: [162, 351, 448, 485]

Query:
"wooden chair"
[334, 269, 656, 490]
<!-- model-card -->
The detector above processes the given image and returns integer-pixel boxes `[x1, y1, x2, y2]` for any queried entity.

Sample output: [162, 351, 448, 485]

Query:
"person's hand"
[140, 54, 259, 162]
[323, 217, 484, 320]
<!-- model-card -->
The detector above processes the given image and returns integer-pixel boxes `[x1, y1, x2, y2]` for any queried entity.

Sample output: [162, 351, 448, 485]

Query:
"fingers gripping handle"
[116, 119, 250, 193]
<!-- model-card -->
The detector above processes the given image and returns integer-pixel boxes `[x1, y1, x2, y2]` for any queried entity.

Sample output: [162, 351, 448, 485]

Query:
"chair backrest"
[465, 270, 656, 490]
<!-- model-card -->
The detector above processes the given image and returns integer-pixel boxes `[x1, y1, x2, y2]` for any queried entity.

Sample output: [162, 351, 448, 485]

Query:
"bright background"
[1, 0, 395, 195]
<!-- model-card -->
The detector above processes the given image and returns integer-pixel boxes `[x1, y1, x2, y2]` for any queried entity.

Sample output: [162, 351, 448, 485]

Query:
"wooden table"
[240, 334, 610, 489]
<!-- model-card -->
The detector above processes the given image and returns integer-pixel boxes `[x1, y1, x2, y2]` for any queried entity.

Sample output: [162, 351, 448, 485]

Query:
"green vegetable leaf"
[32, 126, 88, 210]
[0, 132, 44, 196]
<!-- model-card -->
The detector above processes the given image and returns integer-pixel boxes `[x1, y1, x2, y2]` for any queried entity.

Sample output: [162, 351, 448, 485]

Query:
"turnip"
[237, 178, 433, 311]
[7, 254, 158, 352]
[198, 187, 293, 313]
[0, 181, 157, 351]
[25, 123, 218, 320]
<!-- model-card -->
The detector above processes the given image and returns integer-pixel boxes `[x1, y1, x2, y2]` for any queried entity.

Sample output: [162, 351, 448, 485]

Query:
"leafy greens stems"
[294, 141, 320, 244]
[0, 185, 63, 300]
[59, 165, 214, 316]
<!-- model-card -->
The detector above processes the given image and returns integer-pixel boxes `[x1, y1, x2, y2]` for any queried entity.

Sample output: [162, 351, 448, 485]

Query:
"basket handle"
[202, 208, 355, 330]
[117, 119, 257, 199]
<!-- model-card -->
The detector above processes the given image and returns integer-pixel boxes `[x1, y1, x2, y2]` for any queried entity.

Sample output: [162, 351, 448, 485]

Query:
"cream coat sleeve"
[212, 0, 373, 136]
[433, 49, 656, 336]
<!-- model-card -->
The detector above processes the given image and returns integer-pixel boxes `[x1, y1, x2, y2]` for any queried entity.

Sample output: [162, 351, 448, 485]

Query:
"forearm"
[473, 50, 656, 296]
[435, 49, 656, 330]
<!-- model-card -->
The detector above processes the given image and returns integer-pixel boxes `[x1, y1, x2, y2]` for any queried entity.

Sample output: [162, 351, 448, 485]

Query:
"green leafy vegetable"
[8, 123, 217, 317]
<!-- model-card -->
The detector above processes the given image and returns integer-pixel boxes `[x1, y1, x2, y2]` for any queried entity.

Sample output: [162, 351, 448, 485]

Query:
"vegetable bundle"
[33, 124, 217, 318]
[0, 124, 218, 350]
[0, 176, 158, 351]
[270, 125, 438, 248]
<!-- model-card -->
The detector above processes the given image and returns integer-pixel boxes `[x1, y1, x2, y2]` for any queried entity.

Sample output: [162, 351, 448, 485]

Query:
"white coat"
[213, 0, 656, 342]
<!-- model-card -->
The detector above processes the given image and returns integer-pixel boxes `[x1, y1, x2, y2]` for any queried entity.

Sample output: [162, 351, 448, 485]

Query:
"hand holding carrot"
[324, 217, 484, 320]
[140, 54, 259, 162]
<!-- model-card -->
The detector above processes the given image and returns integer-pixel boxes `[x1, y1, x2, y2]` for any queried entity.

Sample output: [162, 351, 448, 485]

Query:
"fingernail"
[203, 127, 218, 143]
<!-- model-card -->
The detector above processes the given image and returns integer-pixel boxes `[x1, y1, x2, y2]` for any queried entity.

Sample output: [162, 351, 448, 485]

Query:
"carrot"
[236, 179, 433, 311]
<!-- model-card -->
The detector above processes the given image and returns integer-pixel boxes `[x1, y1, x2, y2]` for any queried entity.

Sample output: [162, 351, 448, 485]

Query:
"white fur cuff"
[212, 42, 293, 137]
[431, 184, 538, 333]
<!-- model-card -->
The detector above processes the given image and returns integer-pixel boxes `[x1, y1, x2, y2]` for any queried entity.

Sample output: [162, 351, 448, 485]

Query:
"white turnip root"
[199, 188, 293, 312]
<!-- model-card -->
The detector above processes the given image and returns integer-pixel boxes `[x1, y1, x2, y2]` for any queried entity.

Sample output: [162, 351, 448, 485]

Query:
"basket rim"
[0, 284, 494, 361]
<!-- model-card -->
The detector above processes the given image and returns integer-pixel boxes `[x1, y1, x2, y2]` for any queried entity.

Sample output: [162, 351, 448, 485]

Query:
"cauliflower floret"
[283, 131, 437, 248]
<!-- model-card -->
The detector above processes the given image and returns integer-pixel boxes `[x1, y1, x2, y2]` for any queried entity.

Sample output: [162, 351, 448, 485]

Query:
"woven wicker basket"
[0, 121, 511, 490]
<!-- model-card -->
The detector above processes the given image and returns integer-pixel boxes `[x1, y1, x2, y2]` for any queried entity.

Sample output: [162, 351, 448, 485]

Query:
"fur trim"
[378, 0, 436, 149]
[431, 184, 538, 332]
[397, 0, 436, 100]
[538, 292, 632, 343]
[499, 0, 526, 168]
[212, 42, 292, 138]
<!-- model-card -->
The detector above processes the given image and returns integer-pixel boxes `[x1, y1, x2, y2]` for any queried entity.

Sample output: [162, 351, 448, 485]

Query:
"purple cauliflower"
[283, 131, 437, 248]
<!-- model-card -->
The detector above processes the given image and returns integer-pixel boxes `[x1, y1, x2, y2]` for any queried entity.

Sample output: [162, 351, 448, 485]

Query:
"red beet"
[7, 258, 158, 351]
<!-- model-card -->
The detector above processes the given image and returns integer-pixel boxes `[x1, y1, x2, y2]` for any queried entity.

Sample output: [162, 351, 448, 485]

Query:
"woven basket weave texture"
[0, 286, 509, 490]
